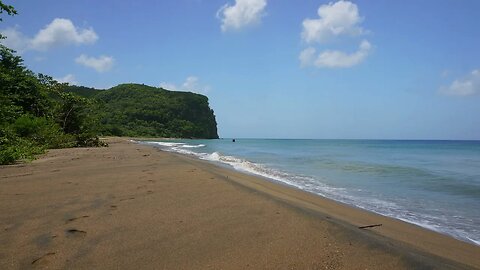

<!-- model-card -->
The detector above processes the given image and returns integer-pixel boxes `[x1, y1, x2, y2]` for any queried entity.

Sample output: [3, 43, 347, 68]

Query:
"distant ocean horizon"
[140, 139, 480, 246]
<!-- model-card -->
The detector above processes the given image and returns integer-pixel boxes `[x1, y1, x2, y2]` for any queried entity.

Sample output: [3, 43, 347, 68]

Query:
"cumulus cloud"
[217, 0, 267, 32]
[75, 54, 114, 73]
[0, 27, 30, 52]
[55, 74, 77, 85]
[160, 76, 211, 94]
[315, 40, 371, 68]
[299, 47, 317, 67]
[0, 18, 98, 52]
[299, 1, 370, 69]
[440, 69, 480, 96]
[300, 40, 371, 68]
[302, 0, 364, 44]
[31, 18, 97, 50]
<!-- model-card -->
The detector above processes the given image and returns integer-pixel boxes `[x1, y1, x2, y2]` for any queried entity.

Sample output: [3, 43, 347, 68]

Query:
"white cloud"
[159, 82, 178, 91]
[160, 76, 211, 94]
[217, 0, 267, 32]
[315, 40, 371, 68]
[0, 18, 98, 52]
[31, 18, 98, 50]
[299, 47, 317, 67]
[0, 27, 30, 52]
[440, 69, 480, 96]
[55, 74, 78, 85]
[299, 1, 371, 69]
[302, 0, 364, 44]
[75, 54, 114, 73]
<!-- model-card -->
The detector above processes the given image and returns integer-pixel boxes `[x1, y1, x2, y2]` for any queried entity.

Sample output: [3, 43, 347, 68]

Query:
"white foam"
[181, 144, 205, 148]
[466, 237, 480, 246]
[148, 141, 186, 147]
[140, 140, 480, 247]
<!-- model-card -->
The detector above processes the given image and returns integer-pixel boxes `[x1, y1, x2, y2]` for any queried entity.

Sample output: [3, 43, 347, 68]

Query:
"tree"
[0, 1, 17, 39]
[0, 2, 104, 164]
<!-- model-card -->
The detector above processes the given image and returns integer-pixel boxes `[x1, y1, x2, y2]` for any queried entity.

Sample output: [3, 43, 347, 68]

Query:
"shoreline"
[149, 141, 480, 267]
[139, 138, 479, 247]
[1, 137, 479, 269]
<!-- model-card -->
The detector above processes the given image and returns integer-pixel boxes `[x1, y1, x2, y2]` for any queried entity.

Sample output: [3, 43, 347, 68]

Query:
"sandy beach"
[0, 138, 479, 269]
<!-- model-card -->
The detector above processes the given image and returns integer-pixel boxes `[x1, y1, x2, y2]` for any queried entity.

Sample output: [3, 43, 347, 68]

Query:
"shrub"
[0, 127, 45, 164]
[13, 114, 75, 148]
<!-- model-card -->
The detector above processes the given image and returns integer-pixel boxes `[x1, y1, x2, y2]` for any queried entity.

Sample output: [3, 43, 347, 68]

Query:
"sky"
[1, 0, 480, 140]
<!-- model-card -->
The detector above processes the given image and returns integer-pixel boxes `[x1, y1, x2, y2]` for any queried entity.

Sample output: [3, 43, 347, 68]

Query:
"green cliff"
[65, 84, 219, 139]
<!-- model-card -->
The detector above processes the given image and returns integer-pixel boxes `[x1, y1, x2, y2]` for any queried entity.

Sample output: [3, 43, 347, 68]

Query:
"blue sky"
[1, 0, 479, 139]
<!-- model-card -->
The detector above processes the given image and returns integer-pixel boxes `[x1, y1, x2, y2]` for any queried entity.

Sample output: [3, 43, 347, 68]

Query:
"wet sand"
[0, 138, 479, 269]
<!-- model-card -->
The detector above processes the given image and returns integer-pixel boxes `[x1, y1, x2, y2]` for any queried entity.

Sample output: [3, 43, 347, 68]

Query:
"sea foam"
[140, 139, 480, 246]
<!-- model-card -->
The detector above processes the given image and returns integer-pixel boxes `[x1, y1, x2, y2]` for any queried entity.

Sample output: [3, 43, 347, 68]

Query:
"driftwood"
[358, 224, 382, 229]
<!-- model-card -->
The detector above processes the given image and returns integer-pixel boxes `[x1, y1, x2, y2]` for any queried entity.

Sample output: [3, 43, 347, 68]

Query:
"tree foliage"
[0, 38, 104, 164]
[0, 0, 17, 39]
[65, 84, 219, 139]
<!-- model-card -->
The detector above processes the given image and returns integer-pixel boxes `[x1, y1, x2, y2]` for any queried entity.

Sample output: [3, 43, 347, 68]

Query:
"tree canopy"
[0, 2, 104, 164]
[66, 84, 219, 139]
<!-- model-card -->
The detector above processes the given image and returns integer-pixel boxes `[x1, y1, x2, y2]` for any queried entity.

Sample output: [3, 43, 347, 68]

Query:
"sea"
[139, 139, 480, 246]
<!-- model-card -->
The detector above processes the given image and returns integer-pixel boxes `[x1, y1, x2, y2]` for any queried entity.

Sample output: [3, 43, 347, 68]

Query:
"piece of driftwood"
[358, 224, 382, 229]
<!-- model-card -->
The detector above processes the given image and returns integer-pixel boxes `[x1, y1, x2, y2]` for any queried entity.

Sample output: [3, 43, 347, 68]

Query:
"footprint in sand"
[34, 233, 57, 248]
[110, 205, 118, 210]
[63, 181, 79, 186]
[147, 190, 154, 195]
[65, 215, 89, 224]
[31, 252, 56, 266]
[66, 229, 86, 238]
[120, 197, 135, 202]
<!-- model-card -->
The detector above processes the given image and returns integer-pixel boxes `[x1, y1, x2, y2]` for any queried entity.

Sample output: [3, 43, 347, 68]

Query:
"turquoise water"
[141, 139, 480, 245]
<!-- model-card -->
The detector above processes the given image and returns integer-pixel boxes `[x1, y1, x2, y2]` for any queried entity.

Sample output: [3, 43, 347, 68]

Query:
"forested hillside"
[0, 1, 218, 165]
[65, 84, 219, 139]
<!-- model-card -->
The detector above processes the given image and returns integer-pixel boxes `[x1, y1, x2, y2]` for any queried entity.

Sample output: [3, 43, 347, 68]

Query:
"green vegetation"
[65, 84, 219, 139]
[0, 45, 106, 164]
[0, 1, 218, 165]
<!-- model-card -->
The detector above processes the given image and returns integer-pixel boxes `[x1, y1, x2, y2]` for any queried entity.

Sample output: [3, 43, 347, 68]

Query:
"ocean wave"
[466, 237, 480, 246]
[181, 144, 205, 148]
[147, 141, 186, 147]
[200, 152, 306, 188]
[141, 140, 480, 246]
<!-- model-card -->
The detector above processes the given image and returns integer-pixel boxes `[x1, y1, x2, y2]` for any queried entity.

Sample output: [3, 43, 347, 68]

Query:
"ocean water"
[140, 139, 480, 246]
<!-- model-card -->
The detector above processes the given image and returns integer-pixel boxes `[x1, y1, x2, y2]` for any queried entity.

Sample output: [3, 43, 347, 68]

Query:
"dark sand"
[0, 138, 479, 269]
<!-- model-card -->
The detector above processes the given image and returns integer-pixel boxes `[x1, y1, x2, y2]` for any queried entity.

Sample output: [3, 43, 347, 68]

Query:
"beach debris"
[358, 224, 382, 229]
